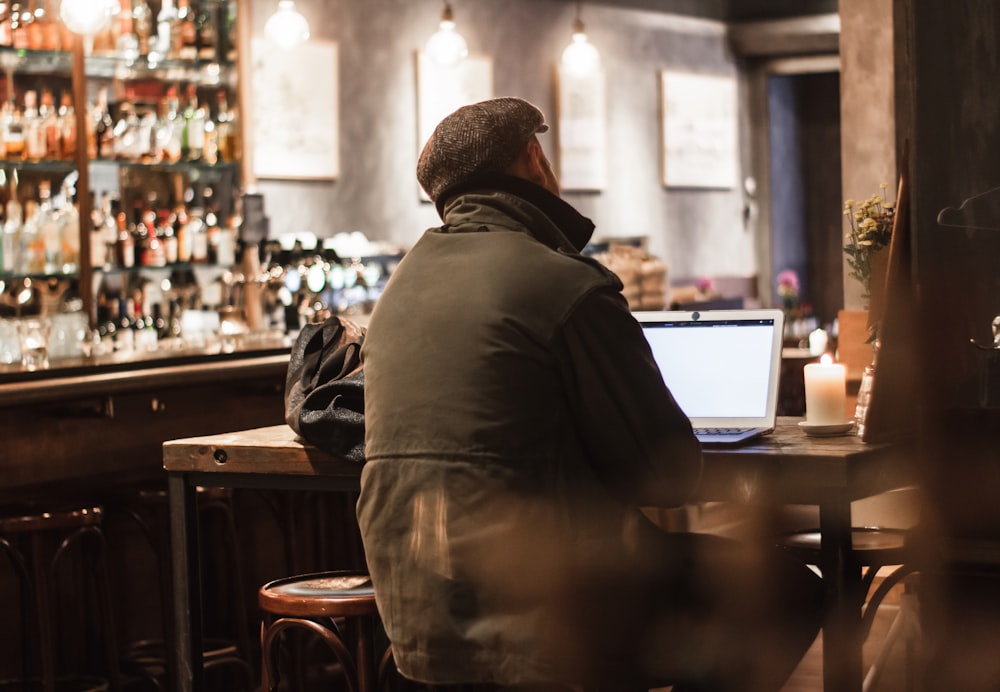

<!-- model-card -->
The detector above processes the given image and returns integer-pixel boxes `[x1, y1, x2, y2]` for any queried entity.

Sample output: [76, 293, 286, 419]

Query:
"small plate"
[798, 420, 855, 437]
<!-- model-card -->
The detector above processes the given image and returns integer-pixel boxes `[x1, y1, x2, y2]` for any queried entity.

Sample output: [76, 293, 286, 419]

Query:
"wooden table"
[163, 418, 913, 692]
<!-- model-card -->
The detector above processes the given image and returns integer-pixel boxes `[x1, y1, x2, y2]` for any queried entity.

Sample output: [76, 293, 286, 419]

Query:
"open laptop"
[634, 308, 785, 446]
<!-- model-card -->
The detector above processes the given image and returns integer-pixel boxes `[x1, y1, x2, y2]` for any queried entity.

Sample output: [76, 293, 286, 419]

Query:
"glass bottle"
[194, 0, 216, 61]
[1, 174, 21, 273]
[22, 90, 46, 162]
[57, 178, 79, 273]
[132, 0, 153, 57]
[1, 99, 25, 160]
[0, 3, 11, 47]
[175, 0, 196, 60]
[20, 199, 44, 273]
[181, 84, 204, 161]
[58, 91, 76, 160]
[115, 209, 135, 268]
[40, 88, 60, 160]
[154, 0, 176, 59]
[9, 3, 27, 50]
[93, 87, 114, 159]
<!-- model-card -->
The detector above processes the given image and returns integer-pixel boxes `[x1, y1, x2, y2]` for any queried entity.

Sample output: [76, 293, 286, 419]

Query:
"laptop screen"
[635, 309, 785, 429]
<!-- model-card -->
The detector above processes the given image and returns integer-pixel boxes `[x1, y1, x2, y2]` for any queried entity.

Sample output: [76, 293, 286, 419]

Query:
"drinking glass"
[16, 317, 52, 370]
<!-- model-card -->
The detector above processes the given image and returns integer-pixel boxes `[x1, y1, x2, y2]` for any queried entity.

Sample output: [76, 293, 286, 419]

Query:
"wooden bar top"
[163, 418, 911, 506]
[163, 423, 362, 481]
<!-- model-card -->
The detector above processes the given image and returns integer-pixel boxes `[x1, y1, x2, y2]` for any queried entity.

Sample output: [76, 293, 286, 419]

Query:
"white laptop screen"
[638, 312, 782, 423]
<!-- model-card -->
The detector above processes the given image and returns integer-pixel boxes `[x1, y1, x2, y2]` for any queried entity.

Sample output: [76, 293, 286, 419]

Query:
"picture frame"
[250, 38, 340, 181]
[659, 70, 738, 189]
[555, 65, 607, 191]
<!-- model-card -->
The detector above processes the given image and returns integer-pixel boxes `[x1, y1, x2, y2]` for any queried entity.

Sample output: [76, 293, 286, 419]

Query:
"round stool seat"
[258, 571, 380, 692]
[259, 572, 376, 617]
[0, 506, 103, 534]
[778, 526, 909, 565]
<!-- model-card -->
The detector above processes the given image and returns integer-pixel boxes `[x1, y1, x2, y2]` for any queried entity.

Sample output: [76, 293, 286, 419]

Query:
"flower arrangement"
[776, 269, 800, 313]
[843, 184, 895, 307]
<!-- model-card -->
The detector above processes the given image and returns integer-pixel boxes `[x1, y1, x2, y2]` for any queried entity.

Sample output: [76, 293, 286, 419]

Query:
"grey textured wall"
[247, 0, 755, 281]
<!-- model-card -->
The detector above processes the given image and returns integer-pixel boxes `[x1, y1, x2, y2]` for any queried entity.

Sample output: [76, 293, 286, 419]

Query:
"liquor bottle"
[22, 90, 46, 162]
[93, 87, 114, 159]
[194, 0, 216, 61]
[39, 0, 60, 50]
[1, 99, 24, 160]
[155, 209, 178, 264]
[153, 0, 176, 59]
[9, 3, 27, 50]
[35, 180, 60, 273]
[24, 0, 41, 50]
[90, 193, 108, 270]
[175, 0, 196, 60]
[115, 209, 135, 268]
[57, 178, 79, 272]
[20, 199, 44, 273]
[0, 3, 11, 47]
[115, 0, 138, 60]
[181, 84, 205, 161]
[132, 0, 153, 57]
[215, 89, 240, 163]
[154, 88, 182, 162]
[0, 177, 19, 272]
[40, 88, 60, 160]
[186, 206, 208, 263]
[174, 204, 191, 262]
[58, 91, 76, 160]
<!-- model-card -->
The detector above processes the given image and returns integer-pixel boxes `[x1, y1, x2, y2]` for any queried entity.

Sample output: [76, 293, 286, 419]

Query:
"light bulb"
[60, 0, 119, 37]
[265, 0, 310, 50]
[425, 4, 468, 67]
[561, 21, 601, 77]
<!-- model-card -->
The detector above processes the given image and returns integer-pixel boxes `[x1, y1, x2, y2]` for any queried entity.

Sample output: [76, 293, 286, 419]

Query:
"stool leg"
[356, 615, 374, 692]
[31, 532, 56, 692]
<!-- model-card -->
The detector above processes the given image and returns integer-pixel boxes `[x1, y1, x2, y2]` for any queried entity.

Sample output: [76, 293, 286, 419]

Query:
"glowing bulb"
[265, 0, 310, 50]
[60, 0, 119, 36]
[561, 20, 601, 77]
[425, 4, 468, 67]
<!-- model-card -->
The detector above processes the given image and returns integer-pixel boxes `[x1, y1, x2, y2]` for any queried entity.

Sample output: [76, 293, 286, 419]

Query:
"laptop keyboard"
[694, 427, 749, 437]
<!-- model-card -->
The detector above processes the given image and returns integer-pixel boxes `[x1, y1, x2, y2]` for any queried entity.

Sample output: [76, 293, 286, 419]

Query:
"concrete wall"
[245, 0, 756, 282]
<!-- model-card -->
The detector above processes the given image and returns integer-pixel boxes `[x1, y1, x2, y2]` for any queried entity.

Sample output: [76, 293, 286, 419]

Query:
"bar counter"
[0, 338, 293, 500]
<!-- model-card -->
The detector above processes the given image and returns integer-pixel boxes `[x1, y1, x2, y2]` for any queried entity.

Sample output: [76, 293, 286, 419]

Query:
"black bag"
[284, 316, 367, 463]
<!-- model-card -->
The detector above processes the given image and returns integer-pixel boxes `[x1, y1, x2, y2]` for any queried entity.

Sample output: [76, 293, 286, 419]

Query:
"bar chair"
[109, 485, 254, 691]
[777, 524, 919, 692]
[0, 505, 120, 692]
[258, 570, 390, 692]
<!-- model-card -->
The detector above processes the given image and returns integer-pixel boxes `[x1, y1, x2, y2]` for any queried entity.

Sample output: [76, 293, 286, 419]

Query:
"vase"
[854, 338, 880, 438]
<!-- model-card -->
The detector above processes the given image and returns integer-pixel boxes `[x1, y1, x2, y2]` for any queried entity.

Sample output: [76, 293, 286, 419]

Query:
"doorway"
[766, 70, 843, 329]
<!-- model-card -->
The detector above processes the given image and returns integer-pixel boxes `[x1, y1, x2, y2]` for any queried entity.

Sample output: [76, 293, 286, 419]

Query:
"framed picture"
[556, 65, 607, 191]
[660, 71, 738, 189]
[250, 38, 340, 181]
[415, 51, 493, 200]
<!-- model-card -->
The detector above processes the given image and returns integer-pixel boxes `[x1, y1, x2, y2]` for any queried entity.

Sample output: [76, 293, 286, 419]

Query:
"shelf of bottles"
[0, 0, 242, 337]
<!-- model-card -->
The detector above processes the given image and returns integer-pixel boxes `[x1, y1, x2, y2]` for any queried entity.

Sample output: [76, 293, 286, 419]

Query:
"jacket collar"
[437, 172, 596, 253]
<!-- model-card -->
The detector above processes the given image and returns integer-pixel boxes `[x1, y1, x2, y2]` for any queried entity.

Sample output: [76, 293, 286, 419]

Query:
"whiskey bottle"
[132, 0, 153, 57]
[175, 0, 196, 60]
[58, 91, 76, 160]
[22, 90, 46, 162]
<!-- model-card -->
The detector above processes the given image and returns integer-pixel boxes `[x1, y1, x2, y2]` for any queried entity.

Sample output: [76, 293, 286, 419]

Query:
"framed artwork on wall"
[250, 38, 340, 181]
[659, 70, 738, 189]
[556, 65, 607, 191]
[415, 52, 494, 200]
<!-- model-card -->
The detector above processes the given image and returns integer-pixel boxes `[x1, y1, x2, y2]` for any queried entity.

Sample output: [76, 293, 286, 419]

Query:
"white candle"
[804, 354, 847, 425]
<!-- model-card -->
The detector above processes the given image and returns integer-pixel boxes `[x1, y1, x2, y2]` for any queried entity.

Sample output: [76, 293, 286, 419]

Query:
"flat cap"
[417, 97, 549, 202]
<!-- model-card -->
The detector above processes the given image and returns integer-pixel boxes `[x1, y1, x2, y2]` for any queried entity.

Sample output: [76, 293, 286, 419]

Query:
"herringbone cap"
[417, 97, 549, 202]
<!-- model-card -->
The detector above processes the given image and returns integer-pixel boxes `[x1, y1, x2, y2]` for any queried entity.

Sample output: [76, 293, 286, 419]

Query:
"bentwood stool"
[777, 525, 918, 691]
[258, 570, 390, 692]
[0, 505, 120, 692]
[110, 485, 254, 691]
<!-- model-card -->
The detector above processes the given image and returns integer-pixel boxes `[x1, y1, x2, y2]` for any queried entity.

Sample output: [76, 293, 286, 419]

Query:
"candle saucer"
[798, 420, 855, 437]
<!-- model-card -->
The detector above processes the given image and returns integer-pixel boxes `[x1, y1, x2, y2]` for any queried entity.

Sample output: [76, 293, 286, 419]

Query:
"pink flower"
[696, 277, 713, 293]
[776, 269, 800, 297]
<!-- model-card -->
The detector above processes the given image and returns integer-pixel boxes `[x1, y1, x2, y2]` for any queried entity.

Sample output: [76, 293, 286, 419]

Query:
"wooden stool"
[258, 570, 386, 692]
[110, 485, 253, 691]
[0, 505, 120, 692]
[778, 526, 917, 691]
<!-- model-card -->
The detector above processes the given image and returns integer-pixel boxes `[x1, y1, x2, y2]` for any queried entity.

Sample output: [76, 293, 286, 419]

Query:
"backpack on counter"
[284, 316, 367, 463]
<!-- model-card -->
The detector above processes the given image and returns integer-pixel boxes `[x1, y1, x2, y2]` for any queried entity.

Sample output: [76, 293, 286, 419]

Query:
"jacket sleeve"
[553, 287, 703, 507]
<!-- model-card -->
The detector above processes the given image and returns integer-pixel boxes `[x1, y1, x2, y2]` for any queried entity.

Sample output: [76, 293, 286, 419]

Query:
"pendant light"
[425, 1, 468, 67]
[60, 0, 119, 37]
[265, 0, 311, 50]
[560, 2, 601, 77]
